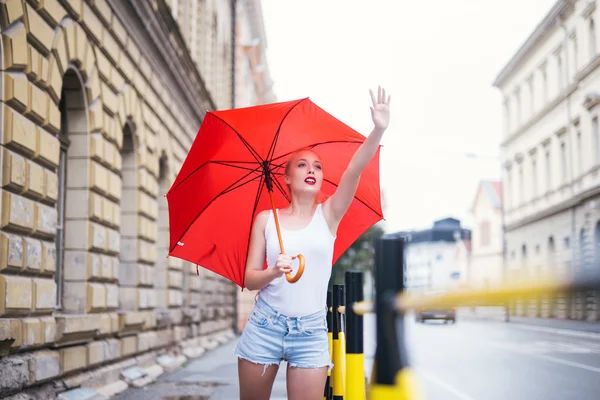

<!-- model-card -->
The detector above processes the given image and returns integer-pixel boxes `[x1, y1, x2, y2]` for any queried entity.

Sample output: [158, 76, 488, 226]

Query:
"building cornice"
[492, 0, 571, 89]
[583, 92, 600, 110]
[581, 0, 596, 19]
[501, 82, 577, 148]
[109, 0, 216, 136]
[506, 182, 600, 231]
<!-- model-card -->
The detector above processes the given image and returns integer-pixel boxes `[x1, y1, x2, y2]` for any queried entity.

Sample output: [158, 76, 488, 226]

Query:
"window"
[519, 163, 524, 205]
[479, 220, 491, 247]
[590, 19, 597, 58]
[594, 117, 600, 163]
[504, 99, 511, 134]
[506, 168, 513, 209]
[577, 130, 583, 176]
[528, 77, 535, 115]
[531, 158, 537, 198]
[572, 33, 578, 72]
[542, 64, 548, 102]
[545, 149, 552, 193]
[515, 88, 522, 125]
[557, 53, 564, 90]
[56, 147, 67, 308]
[580, 229, 586, 269]
[560, 141, 568, 184]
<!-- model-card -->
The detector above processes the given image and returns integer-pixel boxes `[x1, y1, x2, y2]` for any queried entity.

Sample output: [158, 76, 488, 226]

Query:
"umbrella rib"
[169, 169, 262, 253]
[241, 173, 266, 285]
[266, 98, 308, 161]
[221, 174, 263, 196]
[270, 139, 365, 163]
[210, 114, 264, 164]
[270, 172, 291, 203]
[168, 161, 260, 195]
[212, 161, 262, 173]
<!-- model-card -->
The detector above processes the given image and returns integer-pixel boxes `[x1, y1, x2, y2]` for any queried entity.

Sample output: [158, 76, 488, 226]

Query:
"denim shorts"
[234, 296, 332, 370]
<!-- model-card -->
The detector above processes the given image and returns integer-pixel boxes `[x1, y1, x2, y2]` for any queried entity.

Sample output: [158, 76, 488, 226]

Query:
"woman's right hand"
[272, 254, 295, 277]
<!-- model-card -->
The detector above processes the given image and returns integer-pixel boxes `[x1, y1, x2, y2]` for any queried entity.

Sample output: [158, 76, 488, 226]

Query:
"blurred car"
[414, 291, 456, 323]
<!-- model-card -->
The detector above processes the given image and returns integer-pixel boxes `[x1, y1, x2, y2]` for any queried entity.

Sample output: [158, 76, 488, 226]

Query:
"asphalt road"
[117, 313, 600, 399]
[363, 313, 600, 400]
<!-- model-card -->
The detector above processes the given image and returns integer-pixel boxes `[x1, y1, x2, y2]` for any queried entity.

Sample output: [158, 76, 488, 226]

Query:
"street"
[364, 313, 600, 400]
[117, 312, 600, 399]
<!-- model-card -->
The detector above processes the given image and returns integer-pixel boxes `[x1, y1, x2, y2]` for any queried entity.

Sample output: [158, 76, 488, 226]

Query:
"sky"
[260, 0, 557, 233]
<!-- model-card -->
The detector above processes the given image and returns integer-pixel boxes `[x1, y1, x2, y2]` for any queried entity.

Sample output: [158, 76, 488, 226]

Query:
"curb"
[58, 329, 238, 399]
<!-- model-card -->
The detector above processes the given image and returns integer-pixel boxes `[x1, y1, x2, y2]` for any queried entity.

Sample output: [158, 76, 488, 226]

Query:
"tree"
[329, 223, 385, 287]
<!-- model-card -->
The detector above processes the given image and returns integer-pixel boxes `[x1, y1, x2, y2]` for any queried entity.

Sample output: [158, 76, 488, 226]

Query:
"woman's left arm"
[324, 86, 391, 229]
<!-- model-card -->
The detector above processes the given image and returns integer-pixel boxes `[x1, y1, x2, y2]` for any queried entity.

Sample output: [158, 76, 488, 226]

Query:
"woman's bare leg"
[238, 358, 279, 400]
[286, 365, 328, 400]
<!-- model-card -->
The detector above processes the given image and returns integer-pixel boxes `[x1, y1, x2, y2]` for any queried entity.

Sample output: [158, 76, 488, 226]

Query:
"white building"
[493, 0, 600, 320]
[390, 218, 471, 292]
[469, 181, 505, 289]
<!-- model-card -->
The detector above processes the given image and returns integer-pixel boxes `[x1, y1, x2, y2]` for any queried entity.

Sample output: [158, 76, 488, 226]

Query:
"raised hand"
[369, 86, 391, 132]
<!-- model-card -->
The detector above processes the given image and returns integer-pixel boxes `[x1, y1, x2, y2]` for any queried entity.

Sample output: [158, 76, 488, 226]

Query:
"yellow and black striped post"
[325, 290, 333, 400]
[369, 236, 421, 399]
[345, 271, 365, 400]
[332, 284, 346, 399]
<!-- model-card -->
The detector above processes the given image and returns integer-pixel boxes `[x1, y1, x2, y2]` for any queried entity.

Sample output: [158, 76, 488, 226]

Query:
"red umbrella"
[166, 98, 383, 289]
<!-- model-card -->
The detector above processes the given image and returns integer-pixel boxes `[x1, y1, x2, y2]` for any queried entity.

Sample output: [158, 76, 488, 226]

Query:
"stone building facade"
[493, 0, 600, 320]
[0, 0, 254, 397]
[165, 0, 277, 333]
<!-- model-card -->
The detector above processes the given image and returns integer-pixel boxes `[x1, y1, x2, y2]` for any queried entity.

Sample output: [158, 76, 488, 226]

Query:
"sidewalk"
[114, 338, 288, 400]
[458, 306, 600, 334]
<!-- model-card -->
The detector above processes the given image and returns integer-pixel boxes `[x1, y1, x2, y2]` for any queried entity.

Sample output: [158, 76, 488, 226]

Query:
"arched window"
[118, 121, 139, 310]
[56, 69, 90, 311]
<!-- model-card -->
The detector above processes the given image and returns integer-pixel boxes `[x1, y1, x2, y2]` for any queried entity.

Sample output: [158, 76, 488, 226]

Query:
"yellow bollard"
[332, 284, 346, 399]
[345, 271, 366, 400]
[325, 290, 333, 400]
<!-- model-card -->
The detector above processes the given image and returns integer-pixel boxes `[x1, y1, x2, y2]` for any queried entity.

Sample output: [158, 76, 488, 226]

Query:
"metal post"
[345, 271, 365, 400]
[369, 236, 421, 399]
[332, 284, 346, 399]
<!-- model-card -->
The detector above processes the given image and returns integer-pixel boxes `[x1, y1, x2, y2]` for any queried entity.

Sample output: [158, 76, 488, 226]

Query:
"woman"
[235, 86, 391, 400]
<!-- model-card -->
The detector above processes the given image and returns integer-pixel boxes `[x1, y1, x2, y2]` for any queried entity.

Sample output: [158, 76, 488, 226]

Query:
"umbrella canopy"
[166, 98, 383, 288]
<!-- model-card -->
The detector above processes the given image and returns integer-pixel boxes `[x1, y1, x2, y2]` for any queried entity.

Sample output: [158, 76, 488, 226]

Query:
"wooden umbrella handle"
[269, 190, 305, 284]
[286, 254, 305, 283]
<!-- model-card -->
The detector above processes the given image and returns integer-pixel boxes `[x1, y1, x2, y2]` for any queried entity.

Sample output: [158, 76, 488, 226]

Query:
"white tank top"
[258, 204, 335, 317]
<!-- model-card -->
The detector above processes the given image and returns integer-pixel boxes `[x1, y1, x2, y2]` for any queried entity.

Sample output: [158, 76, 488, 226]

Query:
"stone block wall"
[0, 0, 236, 398]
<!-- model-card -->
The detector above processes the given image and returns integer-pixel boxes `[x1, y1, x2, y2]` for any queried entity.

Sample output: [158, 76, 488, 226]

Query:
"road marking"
[508, 323, 600, 341]
[488, 341, 600, 374]
[416, 368, 479, 400]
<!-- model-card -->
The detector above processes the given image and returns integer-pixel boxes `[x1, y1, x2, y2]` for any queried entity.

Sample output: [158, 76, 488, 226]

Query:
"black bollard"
[345, 271, 365, 400]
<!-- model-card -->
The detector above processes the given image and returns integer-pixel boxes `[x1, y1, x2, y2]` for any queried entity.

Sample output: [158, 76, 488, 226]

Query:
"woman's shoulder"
[253, 209, 272, 230]
[255, 209, 271, 221]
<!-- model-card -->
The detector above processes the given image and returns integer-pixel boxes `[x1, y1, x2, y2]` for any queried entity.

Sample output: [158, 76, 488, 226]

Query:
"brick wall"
[0, 0, 236, 398]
